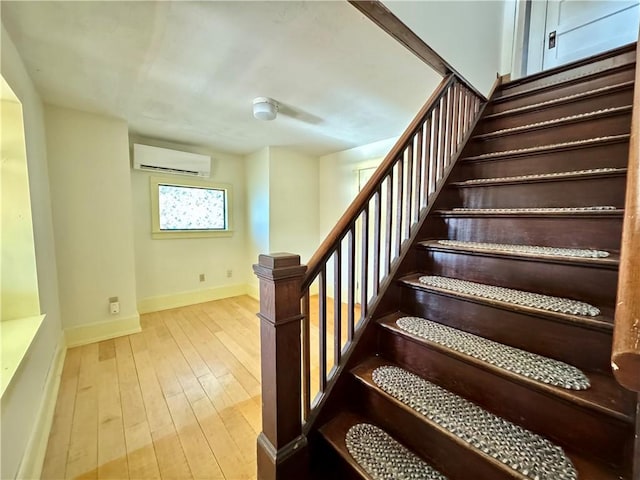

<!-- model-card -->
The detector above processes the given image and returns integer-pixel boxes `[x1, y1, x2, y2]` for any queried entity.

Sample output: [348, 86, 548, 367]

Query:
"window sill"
[152, 230, 234, 239]
[1, 314, 46, 398]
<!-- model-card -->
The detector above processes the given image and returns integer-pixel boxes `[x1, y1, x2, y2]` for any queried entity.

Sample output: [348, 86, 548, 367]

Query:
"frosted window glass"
[158, 184, 226, 230]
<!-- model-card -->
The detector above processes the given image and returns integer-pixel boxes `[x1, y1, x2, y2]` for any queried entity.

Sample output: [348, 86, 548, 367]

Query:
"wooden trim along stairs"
[255, 42, 640, 479]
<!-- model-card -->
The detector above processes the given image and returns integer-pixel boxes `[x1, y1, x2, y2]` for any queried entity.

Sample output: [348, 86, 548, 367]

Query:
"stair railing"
[253, 73, 486, 479]
[612, 40, 640, 394]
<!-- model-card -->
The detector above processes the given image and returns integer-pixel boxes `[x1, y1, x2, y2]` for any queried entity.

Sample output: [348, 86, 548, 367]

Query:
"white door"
[543, 0, 640, 70]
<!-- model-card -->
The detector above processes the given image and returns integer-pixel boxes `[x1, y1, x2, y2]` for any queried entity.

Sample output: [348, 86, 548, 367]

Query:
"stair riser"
[354, 380, 517, 480]
[490, 67, 636, 113]
[427, 215, 623, 251]
[417, 249, 618, 310]
[457, 141, 630, 179]
[450, 175, 627, 209]
[400, 285, 613, 373]
[379, 331, 635, 467]
[313, 438, 364, 480]
[468, 113, 632, 155]
[481, 87, 634, 134]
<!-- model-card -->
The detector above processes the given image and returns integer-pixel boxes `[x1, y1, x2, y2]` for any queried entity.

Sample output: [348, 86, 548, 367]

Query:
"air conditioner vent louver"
[132, 144, 211, 178]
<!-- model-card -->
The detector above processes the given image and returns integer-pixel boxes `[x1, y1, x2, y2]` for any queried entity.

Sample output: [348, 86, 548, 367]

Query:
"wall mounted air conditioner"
[132, 144, 211, 177]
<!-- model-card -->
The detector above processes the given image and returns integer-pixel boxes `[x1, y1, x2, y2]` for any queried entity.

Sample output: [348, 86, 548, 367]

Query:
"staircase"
[312, 46, 638, 479]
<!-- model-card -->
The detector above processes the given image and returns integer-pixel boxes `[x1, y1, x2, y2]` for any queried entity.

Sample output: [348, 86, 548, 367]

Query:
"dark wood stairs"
[311, 44, 639, 479]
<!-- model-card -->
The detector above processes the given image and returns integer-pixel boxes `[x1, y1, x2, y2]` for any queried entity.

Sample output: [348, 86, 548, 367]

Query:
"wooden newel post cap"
[253, 253, 307, 280]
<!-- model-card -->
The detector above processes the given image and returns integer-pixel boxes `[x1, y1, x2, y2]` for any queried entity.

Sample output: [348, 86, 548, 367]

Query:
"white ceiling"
[1, 1, 441, 156]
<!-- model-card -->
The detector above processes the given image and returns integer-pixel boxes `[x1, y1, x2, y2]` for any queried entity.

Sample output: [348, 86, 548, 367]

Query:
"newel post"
[253, 253, 309, 480]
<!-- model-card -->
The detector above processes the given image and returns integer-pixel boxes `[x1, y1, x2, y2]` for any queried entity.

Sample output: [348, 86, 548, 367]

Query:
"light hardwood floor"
[42, 296, 263, 480]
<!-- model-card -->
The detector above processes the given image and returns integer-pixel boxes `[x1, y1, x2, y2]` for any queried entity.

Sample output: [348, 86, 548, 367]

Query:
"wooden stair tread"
[494, 50, 636, 103]
[474, 106, 632, 140]
[484, 81, 635, 120]
[416, 239, 620, 268]
[461, 134, 630, 162]
[318, 411, 376, 479]
[319, 411, 447, 480]
[494, 62, 635, 103]
[351, 358, 628, 480]
[399, 273, 614, 331]
[499, 42, 637, 92]
[376, 313, 635, 423]
[451, 168, 627, 188]
[435, 208, 624, 218]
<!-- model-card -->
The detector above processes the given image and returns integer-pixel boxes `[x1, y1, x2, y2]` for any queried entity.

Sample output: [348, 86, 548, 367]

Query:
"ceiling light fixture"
[253, 97, 278, 121]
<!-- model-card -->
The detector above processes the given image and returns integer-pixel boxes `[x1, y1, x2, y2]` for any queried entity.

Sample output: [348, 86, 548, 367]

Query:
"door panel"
[543, 0, 640, 70]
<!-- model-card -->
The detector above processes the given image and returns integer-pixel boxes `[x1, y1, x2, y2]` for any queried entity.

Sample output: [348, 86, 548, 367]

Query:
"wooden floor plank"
[114, 337, 147, 429]
[142, 323, 183, 399]
[161, 311, 212, 379]
[42, 294, 340, 480]
[113, 336, 162, 478]
[150, 424, 194, 479]
[66, 343, 99, 479]
[122, 421, 160, 479]
[176, 313, 230, 379]
[41, 347, 82, 479]
[190, 396, 254, 479]
[97, 347, 128, 479]
[189, 315, 260, 396]
[198, 373, 234, 413]
[154, 312, 209, 404]
[217, 405, 258, 465]
[129, 333, 174, 434]
[165, 392, 224, 479]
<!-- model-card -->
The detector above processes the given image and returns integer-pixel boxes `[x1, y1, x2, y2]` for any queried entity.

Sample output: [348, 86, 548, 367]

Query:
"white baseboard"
[16, 334, 66, 480]
[64, 314, 141, 348]
[137, 283, 251, 313]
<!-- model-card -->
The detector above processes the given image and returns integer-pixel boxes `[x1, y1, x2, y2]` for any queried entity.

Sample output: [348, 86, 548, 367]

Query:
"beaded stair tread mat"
[418, 275, 600, 317]
[463, 135, 629, 161]
[345, 423, 448, 480]
[372, 366, 578, 480]
[478, 106, 629, 137]
[396, 316, 590, 390]
[435, 240, 610, 258]
[457, 167, 623, 185]
[452, 206, 616, 214]
[491, 82, 633, 117]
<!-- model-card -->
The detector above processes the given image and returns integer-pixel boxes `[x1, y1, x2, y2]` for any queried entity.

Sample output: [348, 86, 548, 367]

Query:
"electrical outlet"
[226, 269, 232, 278]
[109, 301, 120, 315]
[199, 273, 205, 282]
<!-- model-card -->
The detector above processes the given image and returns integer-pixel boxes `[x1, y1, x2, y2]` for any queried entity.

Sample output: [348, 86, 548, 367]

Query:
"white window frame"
[150, 175, 233, 239]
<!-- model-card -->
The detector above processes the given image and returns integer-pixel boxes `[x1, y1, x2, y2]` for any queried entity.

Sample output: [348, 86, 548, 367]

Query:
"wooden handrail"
[612, 40, 640, 393]
[302, 74, 455, 291]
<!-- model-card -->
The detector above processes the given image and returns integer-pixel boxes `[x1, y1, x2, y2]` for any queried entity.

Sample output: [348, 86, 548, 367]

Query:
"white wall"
[130, 136, 248, 310]
[269, 147, 319, 263]
[319, 137, 397, 240]
[244, 146, 320, 294]
[501, 0, 518, 77]
[382, 1, 508, 95]
[317, 137, 397, 299]
[1, 99, 40, 321]
[245, 147, 270, 296]
[1, 23, 63, 480]
[45, 106, 139, 331]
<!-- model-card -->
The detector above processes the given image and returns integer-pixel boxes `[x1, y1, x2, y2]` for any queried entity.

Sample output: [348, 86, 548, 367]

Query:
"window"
[150, 176, 232, 239]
